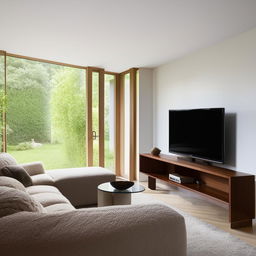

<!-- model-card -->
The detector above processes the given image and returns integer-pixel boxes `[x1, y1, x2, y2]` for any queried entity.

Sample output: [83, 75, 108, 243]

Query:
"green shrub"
[12, 141, 33, 151]
[7, 87, 51, 144]
[51, 68, 86, 166]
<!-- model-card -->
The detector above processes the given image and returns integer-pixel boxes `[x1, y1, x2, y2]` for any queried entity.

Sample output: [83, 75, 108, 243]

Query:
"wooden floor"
[141, 180, 256, 247]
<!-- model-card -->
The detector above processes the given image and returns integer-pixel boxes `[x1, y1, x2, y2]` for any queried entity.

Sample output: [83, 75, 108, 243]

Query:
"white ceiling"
[1, 0, 256, 72]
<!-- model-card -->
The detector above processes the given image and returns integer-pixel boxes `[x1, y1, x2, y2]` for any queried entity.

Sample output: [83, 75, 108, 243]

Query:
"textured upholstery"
[0, 204, 186, 256]
[0, 153, 17, 174]
[0, 186, 45, 218]
[0, 176, 26, 192]
[47, 167, 116, 206]
[20, 162, 45, 176]
[0, 154, 187, 256]
[31, 192, 71, 207]
[26, 185, 75, 212]
[45, 203, 75, 213]
[26, 185, 60, 195]
[31, 173, 54, 186]
[0, 153, 115, 207]
[1, 165, 33, 187]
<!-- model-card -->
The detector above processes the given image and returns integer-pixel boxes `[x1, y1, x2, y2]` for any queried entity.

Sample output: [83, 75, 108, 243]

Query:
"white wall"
[139, 68, 154, 153]
[153, 27, 256, 175]
[138, 68, 153, 180]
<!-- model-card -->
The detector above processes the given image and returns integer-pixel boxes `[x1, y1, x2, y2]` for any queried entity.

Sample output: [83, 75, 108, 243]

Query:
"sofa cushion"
[0, 203, 187, 256]
[31, 173, 54, 186]
[1, 165, 33, 187]
[20, 162, 45, 176]
[26, 185, 60, 195]
[0, 153, 17, 174]
[27, 186, 75, 212]
[0, 176, 26, 192]
[31, 192, 71, 207]
[47, 167, 116, 206]
[0, 186, 45, 218]
[45, 203, 75, 213]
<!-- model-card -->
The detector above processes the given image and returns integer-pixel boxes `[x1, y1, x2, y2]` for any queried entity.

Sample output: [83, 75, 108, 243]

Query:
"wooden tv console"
[140, 153, 255, 229]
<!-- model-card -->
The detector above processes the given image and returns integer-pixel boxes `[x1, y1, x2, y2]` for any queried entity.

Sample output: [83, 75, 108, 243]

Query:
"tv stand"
[140, 153, 255, 229]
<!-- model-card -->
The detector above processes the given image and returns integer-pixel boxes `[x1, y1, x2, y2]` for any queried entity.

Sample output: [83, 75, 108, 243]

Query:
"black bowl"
[110, 181, 134, 190]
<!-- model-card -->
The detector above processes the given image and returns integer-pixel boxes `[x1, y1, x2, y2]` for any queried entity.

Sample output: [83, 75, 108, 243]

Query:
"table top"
[98, 182, 145, 194]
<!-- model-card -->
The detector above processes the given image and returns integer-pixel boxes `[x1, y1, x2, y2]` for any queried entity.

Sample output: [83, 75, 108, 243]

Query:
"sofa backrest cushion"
[0, 176, 26, 192]
[0, 153, 17, 173]
[20, 162, 45, 176]
[0, 186, 45, 218]
[0, 165, 33, 187]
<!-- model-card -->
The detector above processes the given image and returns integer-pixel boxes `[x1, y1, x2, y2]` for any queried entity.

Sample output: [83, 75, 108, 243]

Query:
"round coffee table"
[97, 182, 145, 207]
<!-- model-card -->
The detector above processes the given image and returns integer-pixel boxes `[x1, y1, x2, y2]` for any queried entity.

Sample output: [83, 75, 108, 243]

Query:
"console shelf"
[140, 153, 255, 228]
[145, 172, 229, 204]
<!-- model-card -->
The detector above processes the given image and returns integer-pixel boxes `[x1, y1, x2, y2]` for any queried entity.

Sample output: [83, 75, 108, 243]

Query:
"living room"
[0, 1, 256, 255]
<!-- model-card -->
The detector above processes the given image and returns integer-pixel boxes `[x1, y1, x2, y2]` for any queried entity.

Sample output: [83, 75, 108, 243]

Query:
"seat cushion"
[0, 186, 45, 218]
[26, 185, 60, 195]
[27, 185, 74, 212]
[44, 203, 75, 213]
[1, 165, 33, 187]
[47, 167, 115, 207]
[31, 174, 54, 186]
[31, 192, 71, 207]
[0, 176, 26, 192]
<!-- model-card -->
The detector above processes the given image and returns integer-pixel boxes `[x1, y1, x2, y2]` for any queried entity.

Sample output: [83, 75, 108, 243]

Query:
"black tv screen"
[169, 108, 225, 163]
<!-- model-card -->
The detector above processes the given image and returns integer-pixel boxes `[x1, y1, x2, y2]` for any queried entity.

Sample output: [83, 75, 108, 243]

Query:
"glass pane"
[124, 73, 130, 178]
[92, 72, 99, 166]
[6, 57, 86, 169]
[104, 74, 115, 170]
[0, 55, 4, 151]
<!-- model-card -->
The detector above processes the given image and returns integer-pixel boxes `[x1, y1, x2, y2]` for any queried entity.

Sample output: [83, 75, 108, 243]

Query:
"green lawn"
[8, 144, 77, 170]
[8, 143, 115, 171]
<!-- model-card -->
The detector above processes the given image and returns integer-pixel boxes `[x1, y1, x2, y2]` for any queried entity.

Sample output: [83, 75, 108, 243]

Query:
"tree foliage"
[51, 68, 86, 166]
[6, 58, 52, 144]
[6, 57, 54, 144]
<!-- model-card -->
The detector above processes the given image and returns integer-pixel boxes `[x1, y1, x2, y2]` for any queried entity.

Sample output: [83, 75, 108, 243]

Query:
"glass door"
[120, 68, 138, 180]
[1, 50, 126, 176]
[92, 71, 100, 166]
[104, 74, 116, 171]
[86, 68, 105, 167]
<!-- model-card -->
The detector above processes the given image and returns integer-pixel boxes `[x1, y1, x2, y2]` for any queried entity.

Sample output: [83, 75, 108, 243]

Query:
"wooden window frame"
[86, 67, 105, 167]
[86, 67, 93, 166]
[119, 68, 138, 180]
[1, 50, 137, 179]
[0, 51, 7, 152]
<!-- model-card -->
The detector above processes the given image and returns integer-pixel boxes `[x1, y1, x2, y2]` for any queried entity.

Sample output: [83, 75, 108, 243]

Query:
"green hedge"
[7, 87, 50, 144]
[6, 57, 52, 145]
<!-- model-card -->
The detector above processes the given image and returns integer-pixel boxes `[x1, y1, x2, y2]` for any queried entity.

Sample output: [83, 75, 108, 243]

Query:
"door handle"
[92, 131, 98, 140]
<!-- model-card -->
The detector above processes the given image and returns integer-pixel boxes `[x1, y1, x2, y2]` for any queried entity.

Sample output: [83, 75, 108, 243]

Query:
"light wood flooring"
[140, 180, 256, 247]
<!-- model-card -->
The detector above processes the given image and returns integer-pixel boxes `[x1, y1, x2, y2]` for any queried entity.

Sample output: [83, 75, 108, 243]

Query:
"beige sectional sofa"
[21, 161, 116, 207]
[0, 153, 187, 256]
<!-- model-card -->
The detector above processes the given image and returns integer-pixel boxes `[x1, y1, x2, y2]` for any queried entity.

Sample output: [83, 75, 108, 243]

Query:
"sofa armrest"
[19, 162, 45, 176]
[0, 204, 186, 256]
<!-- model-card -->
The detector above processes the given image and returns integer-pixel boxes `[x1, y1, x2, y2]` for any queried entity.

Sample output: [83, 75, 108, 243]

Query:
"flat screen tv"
[169, 108, 225, 163]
